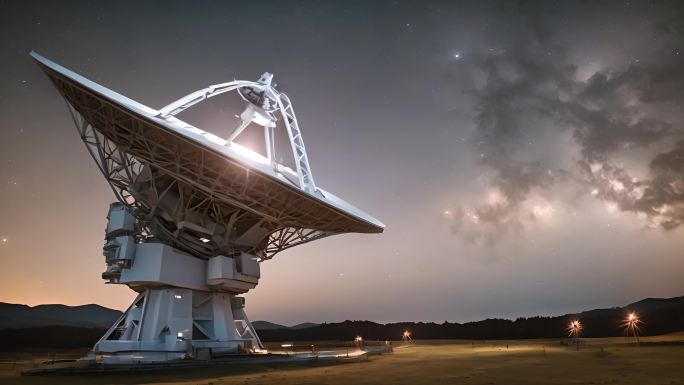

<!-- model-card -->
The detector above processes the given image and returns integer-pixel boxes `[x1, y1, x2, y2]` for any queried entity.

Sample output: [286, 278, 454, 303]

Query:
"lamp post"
[622, 312, 641, 347]
[567, 319, 582, 350]
[354, 336, 364, 350]
[402, 330, 412, 344]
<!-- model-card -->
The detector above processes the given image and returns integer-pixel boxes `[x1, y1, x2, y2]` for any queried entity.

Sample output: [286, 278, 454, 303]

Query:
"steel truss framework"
[42, 68, 379, 260]
[157, 77, 316, 194]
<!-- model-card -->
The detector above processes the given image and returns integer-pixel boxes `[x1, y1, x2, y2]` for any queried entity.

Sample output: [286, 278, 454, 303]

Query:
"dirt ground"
[1, 333, 683, 385]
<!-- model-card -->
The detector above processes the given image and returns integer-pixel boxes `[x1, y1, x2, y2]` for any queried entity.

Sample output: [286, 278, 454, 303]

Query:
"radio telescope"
[31, 52, 383, 364]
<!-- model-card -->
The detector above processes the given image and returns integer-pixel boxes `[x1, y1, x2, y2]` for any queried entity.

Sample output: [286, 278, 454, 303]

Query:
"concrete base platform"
[22, 346, 391, 375]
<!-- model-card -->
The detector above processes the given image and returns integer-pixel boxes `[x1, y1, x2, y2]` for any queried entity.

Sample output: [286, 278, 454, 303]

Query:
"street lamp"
[567, 319, 582, 349]
[402, 330, 412, 343]
[621, 312, 642, 346]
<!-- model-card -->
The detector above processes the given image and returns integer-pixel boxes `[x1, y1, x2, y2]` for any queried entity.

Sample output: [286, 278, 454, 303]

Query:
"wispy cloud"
[449, 3, 684, 245]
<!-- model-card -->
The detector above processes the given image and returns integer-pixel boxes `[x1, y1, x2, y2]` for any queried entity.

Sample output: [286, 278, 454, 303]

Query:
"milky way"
[450, 2, 684, 246]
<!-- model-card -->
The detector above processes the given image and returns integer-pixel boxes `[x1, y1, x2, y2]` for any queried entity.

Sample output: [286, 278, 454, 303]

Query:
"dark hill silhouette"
[0, 302, 122, 329]
[251, 321, 288, 330]
[256, 296, 684, 341]
[624, 296, 684, 313]
[251, 321, 321, 330]
[291, 322, 321, 329]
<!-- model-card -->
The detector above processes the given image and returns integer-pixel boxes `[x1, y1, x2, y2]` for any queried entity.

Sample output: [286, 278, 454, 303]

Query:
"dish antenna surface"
[31, 52, 383, 364]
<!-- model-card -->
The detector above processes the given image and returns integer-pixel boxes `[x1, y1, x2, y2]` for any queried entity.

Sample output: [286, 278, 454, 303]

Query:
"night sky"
[1, 1, 683, 325]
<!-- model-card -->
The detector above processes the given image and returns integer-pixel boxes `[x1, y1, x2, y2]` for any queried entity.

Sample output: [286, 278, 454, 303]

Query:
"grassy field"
[1, 333, 683, 385]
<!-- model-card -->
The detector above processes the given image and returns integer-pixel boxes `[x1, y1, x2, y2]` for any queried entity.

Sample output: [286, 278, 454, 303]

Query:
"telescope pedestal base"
[85, 288, 263, 364]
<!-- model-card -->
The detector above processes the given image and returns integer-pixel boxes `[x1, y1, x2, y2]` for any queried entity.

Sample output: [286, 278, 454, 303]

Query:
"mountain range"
[0, 302, 320, 331]
[0, 302, 122, 330]
[0, 296, 682, 350]
[251, 321, 321, 330]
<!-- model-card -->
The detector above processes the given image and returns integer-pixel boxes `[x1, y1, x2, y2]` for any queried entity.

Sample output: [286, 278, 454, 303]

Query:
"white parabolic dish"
[31, 51, 384, 261]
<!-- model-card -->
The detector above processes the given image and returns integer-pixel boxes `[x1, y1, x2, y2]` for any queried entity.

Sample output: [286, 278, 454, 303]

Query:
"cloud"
[450, 4, 684, 245]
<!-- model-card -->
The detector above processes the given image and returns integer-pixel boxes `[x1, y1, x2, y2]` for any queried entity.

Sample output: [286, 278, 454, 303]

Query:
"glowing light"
[454, 53, 461, 59]
[1, 238, 6, 243]
[199, 237, 211, 243]
[402, 330, 412, 342]
[174, 294, 182, 299]
[443, 210, 451, 215]
[567, 319, 582, 340]
[590, 188, 599, 196]
[177, 332, 183, 338]
[354, 336, 363, 342]
[281, 343, 293, 348]
[621, 312, 642, 346]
